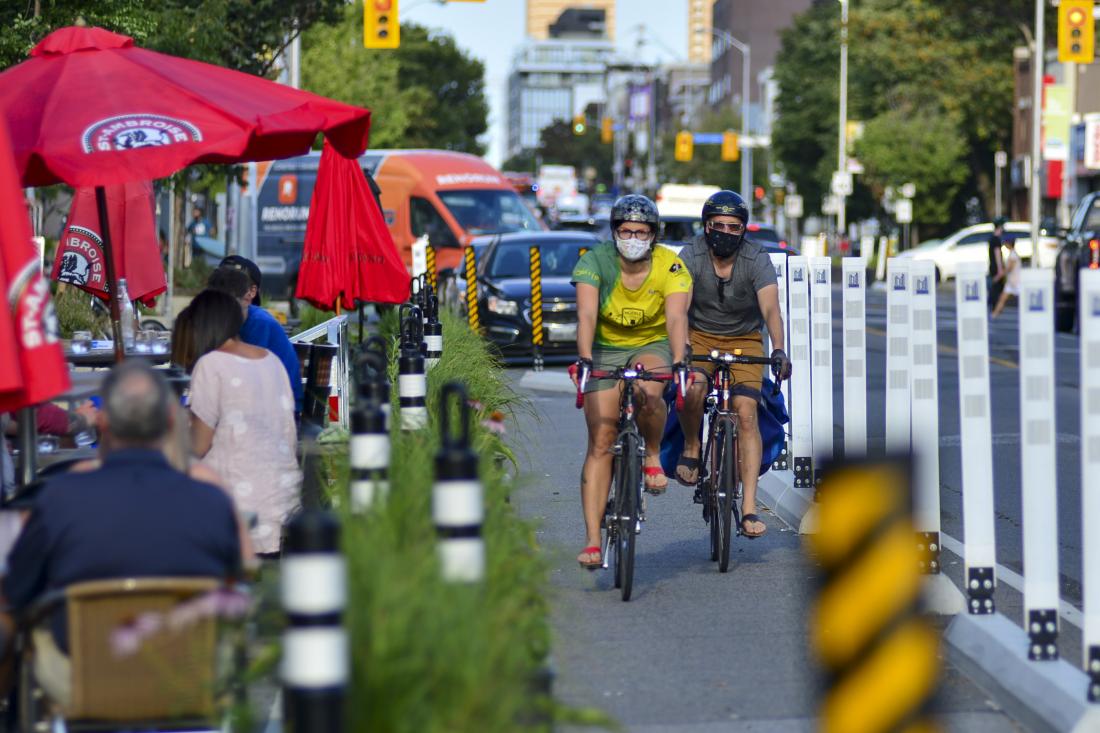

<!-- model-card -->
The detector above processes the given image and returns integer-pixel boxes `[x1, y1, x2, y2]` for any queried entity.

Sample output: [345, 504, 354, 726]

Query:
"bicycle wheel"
[617, 431, 641, 601]
[609, 456, 622, 589]
[702, 427, 719, 562]
[717, 420, 737, 573]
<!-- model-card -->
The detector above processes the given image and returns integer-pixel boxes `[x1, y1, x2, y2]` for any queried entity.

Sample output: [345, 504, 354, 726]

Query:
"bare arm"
[575, 283, 599, 361]
[190, 412, 215, 458]
[757, 284, 785, 352]
[664, 291, 689, 364]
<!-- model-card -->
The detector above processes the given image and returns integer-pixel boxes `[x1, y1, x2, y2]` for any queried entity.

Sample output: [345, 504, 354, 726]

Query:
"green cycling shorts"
[585, 340, 674, 393]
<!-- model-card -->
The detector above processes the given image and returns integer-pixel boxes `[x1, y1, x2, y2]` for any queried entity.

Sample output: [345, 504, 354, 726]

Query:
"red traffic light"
[375, 0, 393, 9]
[754, 186, 765, 200]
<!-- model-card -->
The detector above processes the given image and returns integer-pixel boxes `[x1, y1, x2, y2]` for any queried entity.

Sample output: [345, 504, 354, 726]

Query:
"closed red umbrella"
[51, 181, 165, 306]
[0, 118, 69, 413]
[297, 141, 410, 311]
[0, 25, 372, 358]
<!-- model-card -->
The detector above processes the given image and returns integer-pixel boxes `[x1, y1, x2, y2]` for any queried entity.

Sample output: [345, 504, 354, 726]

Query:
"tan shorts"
[689, 330, 765, 395]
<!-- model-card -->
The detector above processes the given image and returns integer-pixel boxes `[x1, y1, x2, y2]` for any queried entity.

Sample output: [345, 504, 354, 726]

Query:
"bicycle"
[688, 348, 784, 573]
[575, 362, 680, 601]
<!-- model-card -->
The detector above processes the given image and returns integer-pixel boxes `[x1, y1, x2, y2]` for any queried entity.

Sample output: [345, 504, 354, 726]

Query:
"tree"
[658, 107, 767, 193]
[504, 119, 614, 183]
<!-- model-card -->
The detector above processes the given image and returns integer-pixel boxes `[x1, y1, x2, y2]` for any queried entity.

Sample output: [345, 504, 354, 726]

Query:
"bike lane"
[508, 373, 1020, 732]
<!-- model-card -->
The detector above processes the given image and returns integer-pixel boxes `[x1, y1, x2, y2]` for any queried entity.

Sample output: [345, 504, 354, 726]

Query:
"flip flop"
[643, 465, 668, 495]
[577, 545, 602, 570]
[741, 513, 767, 539]
[675, 454, 701, 485]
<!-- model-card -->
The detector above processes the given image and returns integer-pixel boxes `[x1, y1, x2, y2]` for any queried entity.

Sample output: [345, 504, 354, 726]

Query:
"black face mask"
[705, 227, 743, 258]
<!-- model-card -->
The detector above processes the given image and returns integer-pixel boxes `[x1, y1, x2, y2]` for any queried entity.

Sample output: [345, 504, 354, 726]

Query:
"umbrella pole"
[15, 408, 37, 490]
[95, 186, 125, 362]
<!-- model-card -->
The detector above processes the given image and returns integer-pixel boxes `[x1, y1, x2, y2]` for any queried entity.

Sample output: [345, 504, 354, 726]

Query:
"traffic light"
[675, 130, 694, 162]
[721, 130, 740, 162]
[1059, 0, 1094, 64]
[364, 0, 400, 50]
[573, 114, 586, 135]
[601, 116, 613, 144]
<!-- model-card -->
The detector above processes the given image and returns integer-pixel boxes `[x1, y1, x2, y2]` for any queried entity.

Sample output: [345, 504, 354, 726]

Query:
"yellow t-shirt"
[571, 243, 692, 348]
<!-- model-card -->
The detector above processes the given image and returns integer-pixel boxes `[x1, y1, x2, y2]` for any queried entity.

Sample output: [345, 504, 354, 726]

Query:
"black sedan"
[461, 231, 601, 362]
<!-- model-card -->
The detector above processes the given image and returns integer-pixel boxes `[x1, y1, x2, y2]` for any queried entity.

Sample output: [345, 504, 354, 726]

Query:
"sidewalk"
[508, 371, 1022, 732]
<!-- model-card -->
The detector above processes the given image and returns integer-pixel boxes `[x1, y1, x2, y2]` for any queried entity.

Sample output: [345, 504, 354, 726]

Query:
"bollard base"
[798, 502, 820, 535]
[921, 572, 965, 616]
[284, 687, 345, 733]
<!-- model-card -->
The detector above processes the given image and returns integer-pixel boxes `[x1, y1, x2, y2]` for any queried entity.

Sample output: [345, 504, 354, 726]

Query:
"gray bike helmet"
[610, 194, 660, 231]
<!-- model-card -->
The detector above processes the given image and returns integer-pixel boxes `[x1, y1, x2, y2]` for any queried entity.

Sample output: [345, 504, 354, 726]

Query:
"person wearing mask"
[569, 194, 691, 569]
[210, 258, 303, 414]
[674, 190, 791, 540]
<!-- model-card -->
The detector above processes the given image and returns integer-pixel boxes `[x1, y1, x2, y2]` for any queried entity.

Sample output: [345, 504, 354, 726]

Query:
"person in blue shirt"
[208, 259, 303, 414]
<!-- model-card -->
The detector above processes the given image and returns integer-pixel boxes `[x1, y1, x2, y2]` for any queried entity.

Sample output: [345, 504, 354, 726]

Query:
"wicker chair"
[19, 577, 227, 732]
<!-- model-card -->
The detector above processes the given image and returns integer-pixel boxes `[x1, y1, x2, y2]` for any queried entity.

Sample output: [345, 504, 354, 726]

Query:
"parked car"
[893, 221, 1059, 281]
[1054, 191, 1100, 332]
[453, 231, 601, 362]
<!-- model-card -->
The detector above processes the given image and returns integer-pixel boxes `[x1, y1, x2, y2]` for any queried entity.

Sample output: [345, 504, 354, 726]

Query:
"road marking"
[867, 326, 1019, 370]
[939, 532, 1084, 629]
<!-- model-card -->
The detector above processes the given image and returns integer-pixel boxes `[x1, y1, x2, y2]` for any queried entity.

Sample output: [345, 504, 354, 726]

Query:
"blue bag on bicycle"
[659, 377, 789, 478]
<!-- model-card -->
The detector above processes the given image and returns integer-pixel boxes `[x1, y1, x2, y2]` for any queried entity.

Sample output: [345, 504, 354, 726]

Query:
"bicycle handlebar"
[691, 350, 785, 397]
[574, 364, 677, 409]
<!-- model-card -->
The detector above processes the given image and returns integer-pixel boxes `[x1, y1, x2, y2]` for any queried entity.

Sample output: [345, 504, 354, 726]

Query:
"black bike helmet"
[610, 194, 660, 231]
[701, 190, 749, 225]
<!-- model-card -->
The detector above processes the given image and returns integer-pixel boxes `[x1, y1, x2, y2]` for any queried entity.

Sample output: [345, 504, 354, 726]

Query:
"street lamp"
[1030, 0, 1044, 267]
[838, 0, 849, 244]
[711, 28, 752, 221]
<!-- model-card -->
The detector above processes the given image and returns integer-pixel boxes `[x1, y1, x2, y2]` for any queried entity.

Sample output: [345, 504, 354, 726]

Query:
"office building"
[527, 0, 615, 40]
[687, 0, 712, 64]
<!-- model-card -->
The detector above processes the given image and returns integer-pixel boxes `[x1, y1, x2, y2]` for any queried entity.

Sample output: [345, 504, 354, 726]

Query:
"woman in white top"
[992, 237, 1022, 318]
[172, 289, 300, 555]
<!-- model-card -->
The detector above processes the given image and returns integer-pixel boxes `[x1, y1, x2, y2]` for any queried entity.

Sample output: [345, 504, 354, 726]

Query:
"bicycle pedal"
[692, 488, 705, 505]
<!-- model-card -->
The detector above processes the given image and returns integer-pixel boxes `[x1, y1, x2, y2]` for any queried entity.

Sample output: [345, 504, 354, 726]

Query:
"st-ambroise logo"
[82, 114, 202, 153]
[55, 226, 106, 290]
[9, 260, 59, 349]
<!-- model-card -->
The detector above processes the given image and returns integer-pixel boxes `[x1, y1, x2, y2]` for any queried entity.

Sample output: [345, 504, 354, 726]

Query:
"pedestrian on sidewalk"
[988, 217, 1007, 310]
[991, 237, 1021, 318]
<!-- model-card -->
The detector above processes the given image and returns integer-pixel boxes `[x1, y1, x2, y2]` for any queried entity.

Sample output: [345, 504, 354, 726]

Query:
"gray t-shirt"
[680, 234, 777, 336]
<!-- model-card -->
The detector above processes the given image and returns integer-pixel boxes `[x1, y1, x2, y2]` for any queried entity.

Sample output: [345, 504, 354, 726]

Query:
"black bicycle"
[576, 363, 678, 601]
[690, 349, 783, 573]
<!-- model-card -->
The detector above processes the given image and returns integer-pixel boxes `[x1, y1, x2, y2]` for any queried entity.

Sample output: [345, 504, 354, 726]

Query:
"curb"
[756, 470, 813, 531]
[944, 613, 1095, 733]
[517, 370, 574, 394]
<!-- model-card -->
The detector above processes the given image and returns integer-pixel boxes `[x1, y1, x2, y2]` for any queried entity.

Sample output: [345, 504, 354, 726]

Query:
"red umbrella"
[51, 181, 165, 307]
[0, 117, 69, 413]
[0, 26, 372, 358]
[297, 141, 410, 311]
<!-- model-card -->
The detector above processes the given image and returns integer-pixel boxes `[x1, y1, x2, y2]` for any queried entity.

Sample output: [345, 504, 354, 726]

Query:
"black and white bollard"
[282, 509, 347, 733]
[424, 291, 443, 370]
[433, 383, 484, 583]
[398, 305, 428, 432]
[349, 394, 389, 512]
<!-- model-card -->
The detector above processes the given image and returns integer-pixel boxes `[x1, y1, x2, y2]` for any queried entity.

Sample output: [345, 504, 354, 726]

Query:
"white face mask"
[615, 237, 650, 261]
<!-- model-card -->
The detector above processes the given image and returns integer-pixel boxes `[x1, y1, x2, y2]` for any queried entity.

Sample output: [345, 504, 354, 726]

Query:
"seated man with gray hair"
[1, 361, 242, 707]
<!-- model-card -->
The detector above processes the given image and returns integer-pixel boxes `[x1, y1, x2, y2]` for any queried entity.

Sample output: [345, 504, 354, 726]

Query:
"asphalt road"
[508, 373, 1020, 732]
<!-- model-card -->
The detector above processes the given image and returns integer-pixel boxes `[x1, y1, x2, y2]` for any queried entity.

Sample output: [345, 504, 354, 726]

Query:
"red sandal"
[643, 465, 668, 495]
[578, 545, 602, 570]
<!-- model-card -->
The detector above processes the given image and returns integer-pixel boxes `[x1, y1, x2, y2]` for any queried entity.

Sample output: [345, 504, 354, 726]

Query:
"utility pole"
[1061, 61, 1077, 228]
[838, 0, 849, 244]
[711, 30, 752, 220]
[1030, 0, 1045, 267]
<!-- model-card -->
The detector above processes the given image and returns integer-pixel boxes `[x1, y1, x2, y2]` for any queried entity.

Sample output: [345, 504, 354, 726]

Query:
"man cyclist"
[570, 194, 691, 568]
[675, 190, 790, 539]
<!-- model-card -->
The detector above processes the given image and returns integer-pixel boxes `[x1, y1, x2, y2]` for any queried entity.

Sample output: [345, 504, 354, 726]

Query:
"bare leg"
[579, 386, 620, 564]
[676, 378, 708, 484]
[992, 290, 1013, 318]
[633, 352, 670, 493]
[734, 395, 765, 537]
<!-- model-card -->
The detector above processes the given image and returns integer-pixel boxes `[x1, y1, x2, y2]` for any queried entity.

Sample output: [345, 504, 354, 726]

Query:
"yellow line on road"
[866, 327, 1019, 371]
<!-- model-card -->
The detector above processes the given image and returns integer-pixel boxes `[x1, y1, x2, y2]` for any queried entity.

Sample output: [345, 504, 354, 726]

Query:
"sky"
[400, 0, 690, 168]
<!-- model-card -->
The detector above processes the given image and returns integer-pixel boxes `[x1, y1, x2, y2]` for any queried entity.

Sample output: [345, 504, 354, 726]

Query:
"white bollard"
[1018, 269, 1060, 661]
[809, 256, 833, 486]
[433, 384, 485, 583]
[841, 257, 867, 457]
[909, 260, 942, 573]
[786, 256, 813, 491]
[884, 258, 912, 454]
[954, 262, 997, 615]
[1080, 270, 1100, 699]
[769, 252, 791, 471]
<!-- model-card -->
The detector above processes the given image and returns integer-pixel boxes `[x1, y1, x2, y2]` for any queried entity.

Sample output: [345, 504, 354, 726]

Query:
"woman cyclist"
[570, 194, 691, 569]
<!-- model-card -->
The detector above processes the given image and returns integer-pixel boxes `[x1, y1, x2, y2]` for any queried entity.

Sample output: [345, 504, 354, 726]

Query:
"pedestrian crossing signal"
[675, 130, 694, 162]
[1059, 0, 1094, 63]
[601, 116, 613, 144]
[721, 130, 739, 161]
[365, 0, 400, 49]
[573, 114, 586, 136]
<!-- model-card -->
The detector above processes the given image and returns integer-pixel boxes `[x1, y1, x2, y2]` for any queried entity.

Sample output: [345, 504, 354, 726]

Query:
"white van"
[655, 183, 720, 219]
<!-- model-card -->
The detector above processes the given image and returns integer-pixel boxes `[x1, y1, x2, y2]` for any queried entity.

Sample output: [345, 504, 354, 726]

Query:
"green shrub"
[173, 258, 214, 296]
[52, 285, 110, 339]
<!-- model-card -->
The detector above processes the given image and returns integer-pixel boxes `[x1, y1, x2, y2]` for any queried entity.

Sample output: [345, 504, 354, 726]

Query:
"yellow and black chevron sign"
[463, 245, 479, 332]
[425, 242, 437, 293]
[809, 460, 941, 733]
[529, 245, 544, 347]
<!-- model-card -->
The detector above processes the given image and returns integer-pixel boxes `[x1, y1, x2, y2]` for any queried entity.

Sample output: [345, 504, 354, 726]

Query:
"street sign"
[900, 182, 916, 199]
[831, 170, 853, 197]
[995, 150, 1008, 168]
[895, 198, 913, 223]
[785, 194, 804, 219]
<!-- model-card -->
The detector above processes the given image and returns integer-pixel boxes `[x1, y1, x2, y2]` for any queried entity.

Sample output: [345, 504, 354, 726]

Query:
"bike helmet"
[610, 194, 660, 231]
[701, 190, 749, 225]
